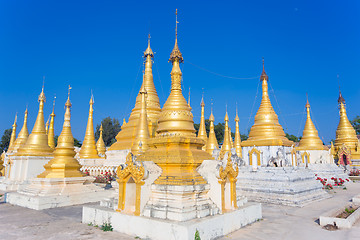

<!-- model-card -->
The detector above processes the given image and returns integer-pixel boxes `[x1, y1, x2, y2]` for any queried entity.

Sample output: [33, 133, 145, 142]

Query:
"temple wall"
[242, 146, 292, 167]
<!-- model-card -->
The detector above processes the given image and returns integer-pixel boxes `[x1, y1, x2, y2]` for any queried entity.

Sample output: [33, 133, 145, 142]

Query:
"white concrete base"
[308, 163, 349, 184]
[297, 150, 334, 164]
[242, 146, 292, 167]
[105, 149, 130, 163]
[82, 202, 262, 240]
[0, 155, 52, 191]
[6, 177, 115, 210]
[237, 166, 330, 207]
[320, 204, 360, 228]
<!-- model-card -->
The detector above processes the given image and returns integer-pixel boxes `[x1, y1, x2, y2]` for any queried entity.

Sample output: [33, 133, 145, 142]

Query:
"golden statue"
[242, 60, 293, 147]
[38, 86, 83, 178]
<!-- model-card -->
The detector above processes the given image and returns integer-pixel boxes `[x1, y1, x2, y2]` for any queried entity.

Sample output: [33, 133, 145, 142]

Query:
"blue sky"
[0, 0, 359, 144]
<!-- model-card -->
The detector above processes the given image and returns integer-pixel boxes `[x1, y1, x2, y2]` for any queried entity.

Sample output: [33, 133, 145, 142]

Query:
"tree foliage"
[285, 133, 301, 142]
[54, 135, 82, 148]
[351, 116, 360, 135]
[95, 117, 121, 146]
[0, 128, 12, 153]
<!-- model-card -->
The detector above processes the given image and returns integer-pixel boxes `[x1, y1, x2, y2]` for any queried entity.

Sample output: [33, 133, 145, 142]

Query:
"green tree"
[54, 135, 82, 147]
[0, 128, 12, 152]
[285, 133, 301, 142]
[95, 117, 121, 146]
[351, 116, 360, 135]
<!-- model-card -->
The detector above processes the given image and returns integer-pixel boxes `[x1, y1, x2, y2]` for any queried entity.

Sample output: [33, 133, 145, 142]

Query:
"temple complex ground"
[1, 183, 360, 240]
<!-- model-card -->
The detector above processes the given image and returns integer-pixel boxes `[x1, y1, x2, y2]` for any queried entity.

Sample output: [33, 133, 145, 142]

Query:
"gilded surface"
[11, 109, 29, 151]
[234, 112, 242, 158]
[16, 88, 53, 156]
[38, 88, 83, 178]
[96, 124, 106, 156]
[197, 97, 208, 148]
[297, 98, 327, 150]
[7, 114, 17, 152]
[220, 112, 231, 159]
[206, 109, 219, 154]
[79, 95, 100, 159]
[48, 99, 56, 149]
[109, 37, 161, 150]
[242, 61, 294, 147]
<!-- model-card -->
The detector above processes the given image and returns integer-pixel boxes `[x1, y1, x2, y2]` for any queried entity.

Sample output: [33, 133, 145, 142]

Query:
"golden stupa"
[96, 124, 106, 156]
[109, 35, 161, 151]
[131, 85, 150, 155]
[11, 109, 29, 151]
[197, 96, 208, 150]
[234, 110, 242, 157]
[206, 106, 219, 154]
[221, 111, 231, 154]
[297, 96, 327, 150]
[38, 87, 83, 178]
[7, 114, 17, 152]
[79, 95, 100, 159]
[242, 60, 293, 147]
[17, 87, 53, 156]
[48, 98, 56, 149]
[334, 90, 360, 159]
[138, 13, 212, 185]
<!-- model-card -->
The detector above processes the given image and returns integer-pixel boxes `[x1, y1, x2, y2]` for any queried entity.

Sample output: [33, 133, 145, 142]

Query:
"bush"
[195, 229, 201, 240]
[101, 222, 113, 232]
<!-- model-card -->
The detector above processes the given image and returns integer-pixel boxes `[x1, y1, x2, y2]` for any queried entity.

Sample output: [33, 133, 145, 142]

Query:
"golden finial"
[206, 102, 219, 154]
[122, 118, 127, 126]
[17, 86, 53, 156]
[188, 87, 191, 107]
[12, 108, 29, 151]
[297, 95, 327, 150]
[234, 105, 242, 157]
[131, 85, 150, 155]
[169, 9, 183, 63]
[38, 89, 83, 178]
[242, 59, 293, 147]
[79, 92, 100, 159]
[48, 95, 56, 149]
[96, 124, 106, 156]
[144, 34, 154, 57]
[197, 92, 207, 148]
[8, 113, 18, 152]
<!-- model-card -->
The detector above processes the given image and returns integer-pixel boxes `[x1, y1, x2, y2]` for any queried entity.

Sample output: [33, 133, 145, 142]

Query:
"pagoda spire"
[242, 59, 293, 147]
[12, 108, 29, 151]
[48, 96, 56, 149]
[38, 86, 83, 178]
[206, 103, 219, 154]
[45, 118, 49, 135]
[131, 85, 150, 155]
[221, 109, 231, 154]
[17, 86, 53, 156]
[8, 114, 17, 152]
[197, 94, 207, 147]
[109, 34, 161, 150]
[79, 94, 99, 159]
[297, 95, 327, 150]
[234, 107, 242, 157]
[96, 124, 106, 156]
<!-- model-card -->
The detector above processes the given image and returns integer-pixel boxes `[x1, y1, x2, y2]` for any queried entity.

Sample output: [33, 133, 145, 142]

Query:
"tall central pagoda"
[109, 36, 161, 151]
[242, 60, 293, 147]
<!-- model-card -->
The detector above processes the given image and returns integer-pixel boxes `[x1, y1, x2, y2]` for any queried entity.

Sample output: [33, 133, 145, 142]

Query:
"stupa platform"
[6, 177, 115, 210]
[237, 166, 330, 207]
[82, 201, 261, 240]
[308, 163, 349, 182]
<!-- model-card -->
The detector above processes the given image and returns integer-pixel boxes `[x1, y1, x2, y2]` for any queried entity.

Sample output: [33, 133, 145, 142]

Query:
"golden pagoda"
[138, 11, 212, 185]
[234, 110, 242, 157]
[197, 96, 208, 150]
[334, 90, 360, 160]
[17, 87, 53, 156]
[229, 127, 234, 148]
[109, 35, 161, 151]
[220, 111, 232, 155]
[45, 119, 49, 135]
[131, 85, 150, 155]
[11, 108, 29, 151]
[242, 60, 293, 147]
[79, 95, 100, 158]
[206, 105, 219, 154]
[38, 86, 83, 178]
[297, 96, 327, 150]
[96, 124, 106, 156]
[48, 98, 56, 149]
[7, 114, 17, 152]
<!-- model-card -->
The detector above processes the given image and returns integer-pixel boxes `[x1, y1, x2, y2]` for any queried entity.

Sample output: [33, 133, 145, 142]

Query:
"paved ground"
[0, 183, 360, 240]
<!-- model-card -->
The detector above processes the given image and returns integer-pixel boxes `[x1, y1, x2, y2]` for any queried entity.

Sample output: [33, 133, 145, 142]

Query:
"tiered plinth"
[83, 202, 261, 240]
[237, 166, 330, 207]
[0, 155, 52, 191]
[308, 163, 349, 182]
[6, 177, 114, 210]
